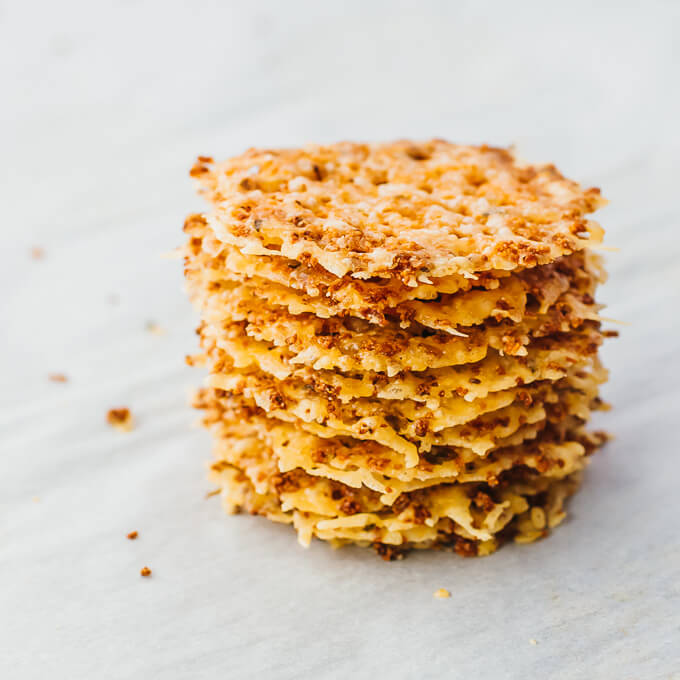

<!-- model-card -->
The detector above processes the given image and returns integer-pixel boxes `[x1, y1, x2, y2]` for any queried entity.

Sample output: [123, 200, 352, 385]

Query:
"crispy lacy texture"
[209, 433, 588, 556]
[184, 141, 613, 558]
[183, 213, 511, 318]
[190, 140, 605, 282]
[187, 276, 602, 376]
[188, 252, 601, 334]
[206, 410, 604, 504]
[195, 363, 607, 468]
[198, 322, 604, 407]
[184, 213, 606, 325]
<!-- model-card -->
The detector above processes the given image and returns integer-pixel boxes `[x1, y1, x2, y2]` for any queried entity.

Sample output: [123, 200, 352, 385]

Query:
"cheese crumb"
[145, 321, 165, 335]
[140, 566, 152, 577]
[107, 407, 134, 432]
[434, 588, 450, 599]
[529, 639, 538, 645]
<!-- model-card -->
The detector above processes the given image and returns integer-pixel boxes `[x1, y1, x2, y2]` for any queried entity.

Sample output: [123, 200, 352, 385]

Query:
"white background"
[1, 1, 679, 678]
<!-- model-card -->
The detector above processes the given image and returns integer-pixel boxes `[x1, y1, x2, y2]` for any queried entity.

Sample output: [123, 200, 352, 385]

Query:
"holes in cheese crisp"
[525, 294, 540, 312]
[367, 167, 389, 185]
[405, 146, 431, 161]
[465, 168, 488, 187]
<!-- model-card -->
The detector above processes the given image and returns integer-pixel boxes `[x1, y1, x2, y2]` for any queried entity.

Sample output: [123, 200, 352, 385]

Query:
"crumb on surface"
[30, 246, 44, 259]
[140, 566, 152, 577]
[127, 531, 138, 540]
[107, 407, 134, 432]
[205, 488, 221, 499]
[529, 639, 538, 645]
[145, 321, 165, 335]
[434, 588, 451, 599]
[48, 373, 68, 383]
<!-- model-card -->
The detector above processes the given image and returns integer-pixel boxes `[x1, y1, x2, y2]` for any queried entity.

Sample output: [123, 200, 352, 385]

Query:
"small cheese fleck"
[145, 321, 165, 335]
[107, 407, 134, 432]
[434, 588, 450, 599]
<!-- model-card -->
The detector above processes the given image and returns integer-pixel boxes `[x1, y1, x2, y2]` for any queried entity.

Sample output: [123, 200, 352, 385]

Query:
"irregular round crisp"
[202, 385, 533, 464]
[189, 255, 601, 334]
[184, 213, 604, 326]
[200, 366, 605, 466]
[211, 418, 588, 512]
[205, 378, 518, 465]
[209, 441, 585, 555]
[183, 213, 512, 322]
[210, 414, 594, 503]
[198, 323, 604, 407]
[191, 140, 606, 283]
[193, 266, 528, 333]
[188, 278, 601, 376]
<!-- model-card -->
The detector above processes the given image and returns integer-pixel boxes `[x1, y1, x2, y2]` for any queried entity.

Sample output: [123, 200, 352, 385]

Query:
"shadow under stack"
[183, 140, 612, 560]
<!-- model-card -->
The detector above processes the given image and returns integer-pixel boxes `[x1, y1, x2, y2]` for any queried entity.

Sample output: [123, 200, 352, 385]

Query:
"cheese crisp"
[183, 140, 612, 559]
[190, 141, 605, 282]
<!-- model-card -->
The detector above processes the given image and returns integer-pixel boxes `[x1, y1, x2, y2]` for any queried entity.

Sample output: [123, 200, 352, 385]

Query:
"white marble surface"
[2, 1, 679, 678]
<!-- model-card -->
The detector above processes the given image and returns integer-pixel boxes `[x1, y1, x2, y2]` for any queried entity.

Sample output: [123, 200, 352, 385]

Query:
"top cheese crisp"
[191, 139, 605, 284]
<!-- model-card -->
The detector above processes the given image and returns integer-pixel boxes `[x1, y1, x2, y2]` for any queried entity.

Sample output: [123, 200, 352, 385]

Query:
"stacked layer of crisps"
[184, 140, 611, 559]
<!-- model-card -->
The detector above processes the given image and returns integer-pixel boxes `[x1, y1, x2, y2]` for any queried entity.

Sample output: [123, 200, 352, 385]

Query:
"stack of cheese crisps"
[183, 140, 611, 559]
